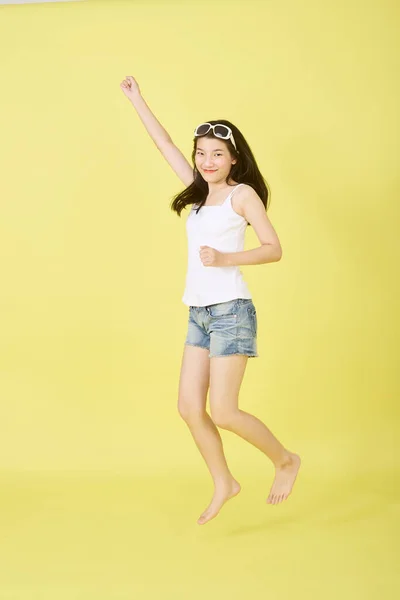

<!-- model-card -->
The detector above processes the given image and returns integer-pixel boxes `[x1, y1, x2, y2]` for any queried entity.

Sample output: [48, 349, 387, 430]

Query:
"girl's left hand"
[199, 245, 226, 267]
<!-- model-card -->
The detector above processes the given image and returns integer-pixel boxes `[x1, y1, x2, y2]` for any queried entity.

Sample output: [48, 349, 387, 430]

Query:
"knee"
[178, 397, 206, 423]
[210, 407, 238, 430]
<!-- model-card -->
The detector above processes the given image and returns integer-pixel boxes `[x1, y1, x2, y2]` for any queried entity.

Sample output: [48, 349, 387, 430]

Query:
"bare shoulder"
[232, 183, 281, 250]
[232, 183, 262, 218]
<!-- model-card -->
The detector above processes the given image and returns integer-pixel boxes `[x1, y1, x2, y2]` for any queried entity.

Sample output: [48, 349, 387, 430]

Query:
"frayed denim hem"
[184, 342, 209, 351]
[209, 352, 259, 359]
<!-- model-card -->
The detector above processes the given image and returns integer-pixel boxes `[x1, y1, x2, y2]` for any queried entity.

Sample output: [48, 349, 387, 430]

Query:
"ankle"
[274, 450, 293, 469]
[213, 473, 236, 488]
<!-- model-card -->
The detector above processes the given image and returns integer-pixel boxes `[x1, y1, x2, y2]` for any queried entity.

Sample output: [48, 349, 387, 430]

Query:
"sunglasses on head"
[194, 122, 238, 152]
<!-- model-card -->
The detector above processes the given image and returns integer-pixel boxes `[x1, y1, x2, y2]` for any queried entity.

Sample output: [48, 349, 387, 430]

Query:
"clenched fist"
[120, 75, 141, 101]
[199, 245, 226, 267]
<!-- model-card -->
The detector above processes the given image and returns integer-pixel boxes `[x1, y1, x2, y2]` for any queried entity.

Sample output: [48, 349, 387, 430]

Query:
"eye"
[196, 152, 222, 156]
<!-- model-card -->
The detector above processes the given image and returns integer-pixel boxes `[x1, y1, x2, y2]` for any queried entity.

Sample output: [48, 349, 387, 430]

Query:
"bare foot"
[197, 478, 241, 525]
[266, 452, 301, 505]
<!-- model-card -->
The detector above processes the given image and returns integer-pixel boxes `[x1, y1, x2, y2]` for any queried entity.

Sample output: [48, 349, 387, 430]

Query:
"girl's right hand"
[120, 76, 141, 100]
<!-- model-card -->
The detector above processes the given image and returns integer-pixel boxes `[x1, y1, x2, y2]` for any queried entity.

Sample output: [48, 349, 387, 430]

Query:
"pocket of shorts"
[247, 305, 257, 336]
[208, 300, 238, 318]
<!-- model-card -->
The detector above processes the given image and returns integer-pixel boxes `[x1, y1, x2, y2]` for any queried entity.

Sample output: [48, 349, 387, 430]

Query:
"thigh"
[185, 306, 210, 352]
[208, 299, 258, 359]
[177, 343, 210, 418]
[209, 354, 248, 423]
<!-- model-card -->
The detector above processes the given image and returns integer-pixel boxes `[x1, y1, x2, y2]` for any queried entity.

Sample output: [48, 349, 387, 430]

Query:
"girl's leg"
[209, 354, 301, 505]
[177, 344, 241, 524]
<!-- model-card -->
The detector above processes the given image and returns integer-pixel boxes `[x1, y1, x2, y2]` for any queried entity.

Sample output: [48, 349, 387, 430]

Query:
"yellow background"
[0, 0, 398, 598]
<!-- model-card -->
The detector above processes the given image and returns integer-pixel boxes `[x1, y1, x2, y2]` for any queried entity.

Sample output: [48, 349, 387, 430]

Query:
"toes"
[268, 492, 285, 504]
[198, 509, 215, 524]
[267, 491, 290, 504]
[198, 513, 207, 522]
[198, 516, 207, 524]
[276, 493, 289, 503]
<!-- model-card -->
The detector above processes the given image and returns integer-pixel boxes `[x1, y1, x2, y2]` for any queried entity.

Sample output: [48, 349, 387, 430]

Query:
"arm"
[223, 185, 282, 265]
[199, 185, 282, 267]
[121, 77, 194, 187]
[222, 245, 281, 266]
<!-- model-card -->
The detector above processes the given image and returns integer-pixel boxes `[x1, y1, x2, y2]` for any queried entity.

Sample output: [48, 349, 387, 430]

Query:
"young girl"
[120, 76, 301, 525]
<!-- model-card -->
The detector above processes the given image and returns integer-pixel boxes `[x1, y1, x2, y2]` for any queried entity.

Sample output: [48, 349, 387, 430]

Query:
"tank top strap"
[224, 183, 244, 205]
[229, 183, 245, 198]
[226, 183, 246, 214]
[192, 183, 245, 210]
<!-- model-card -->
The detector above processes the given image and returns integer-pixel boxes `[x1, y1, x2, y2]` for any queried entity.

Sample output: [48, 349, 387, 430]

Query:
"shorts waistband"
[190, 298, 253, 312]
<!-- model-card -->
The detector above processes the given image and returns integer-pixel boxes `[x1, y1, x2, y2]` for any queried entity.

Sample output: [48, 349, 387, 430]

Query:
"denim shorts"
[185, 298, 258, 359]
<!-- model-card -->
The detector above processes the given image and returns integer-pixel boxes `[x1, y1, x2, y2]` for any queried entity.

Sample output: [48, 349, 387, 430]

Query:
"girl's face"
[195, 137, 237, 182]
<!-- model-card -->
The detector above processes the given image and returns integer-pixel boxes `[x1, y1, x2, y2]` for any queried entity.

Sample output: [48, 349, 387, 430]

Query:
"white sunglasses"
[194, 122, 238, 152]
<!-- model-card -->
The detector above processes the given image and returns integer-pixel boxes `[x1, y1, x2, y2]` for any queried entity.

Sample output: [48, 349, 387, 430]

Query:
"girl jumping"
[120, 76, 301, 525]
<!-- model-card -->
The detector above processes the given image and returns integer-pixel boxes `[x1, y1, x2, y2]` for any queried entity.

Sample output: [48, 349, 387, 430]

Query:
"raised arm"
[120, 76, 194, 187]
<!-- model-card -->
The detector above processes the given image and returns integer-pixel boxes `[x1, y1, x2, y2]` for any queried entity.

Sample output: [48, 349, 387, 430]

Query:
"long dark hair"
[170, 119, 271, 227]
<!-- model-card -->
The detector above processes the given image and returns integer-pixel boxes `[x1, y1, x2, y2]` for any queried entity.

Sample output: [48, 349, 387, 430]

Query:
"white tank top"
[182, 183, 253, 307]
